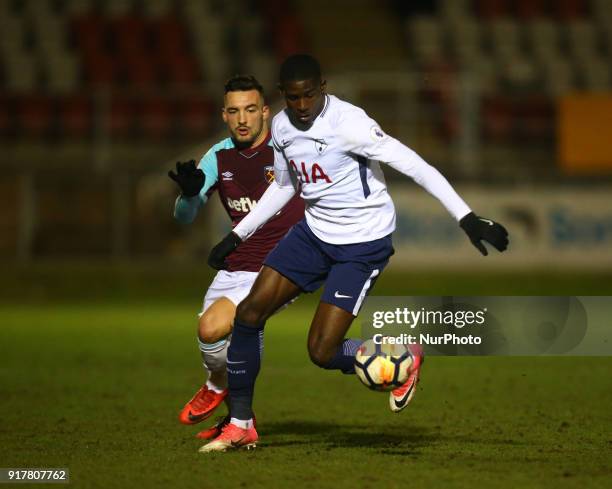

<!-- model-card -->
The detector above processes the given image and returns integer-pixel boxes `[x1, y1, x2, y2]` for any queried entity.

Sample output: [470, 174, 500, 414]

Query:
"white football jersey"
[271, 94, 470, 244]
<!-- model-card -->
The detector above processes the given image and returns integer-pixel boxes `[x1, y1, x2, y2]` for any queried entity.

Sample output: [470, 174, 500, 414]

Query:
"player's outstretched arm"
[207, 179, 297, 270]
[382, 143, 510, 255]
[381, 142, 472, 222]
[382, 145, 510, 255]
[169, 160, 205, 224]
[335, 110, 470, 221]
[334, 109, 509, 254]
[233, 177, 297, 240]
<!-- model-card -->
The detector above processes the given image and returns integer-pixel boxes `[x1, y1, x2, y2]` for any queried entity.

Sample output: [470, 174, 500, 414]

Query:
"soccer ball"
[354, 339, 414, 391]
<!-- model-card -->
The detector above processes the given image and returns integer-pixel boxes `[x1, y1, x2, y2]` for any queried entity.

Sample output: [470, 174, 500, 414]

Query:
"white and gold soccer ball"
[354, 339, 414, 391]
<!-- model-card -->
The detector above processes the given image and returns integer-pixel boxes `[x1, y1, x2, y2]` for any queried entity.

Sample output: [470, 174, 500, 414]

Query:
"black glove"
[168, 160, 205, 197]
[459, 212, 509, 256]
[207, 232, 242, 270]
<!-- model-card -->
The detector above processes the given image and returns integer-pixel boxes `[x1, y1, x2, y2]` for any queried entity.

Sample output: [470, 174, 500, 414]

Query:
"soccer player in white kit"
[200, 55, 509, 452]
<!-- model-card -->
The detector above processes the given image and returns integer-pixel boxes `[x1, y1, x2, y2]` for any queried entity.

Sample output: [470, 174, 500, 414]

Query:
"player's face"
[222, 89, 270, 148]
[280, 78, 326, 127]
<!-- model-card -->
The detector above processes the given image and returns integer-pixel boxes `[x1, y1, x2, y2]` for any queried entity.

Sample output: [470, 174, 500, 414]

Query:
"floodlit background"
[1, 0, 612, 288]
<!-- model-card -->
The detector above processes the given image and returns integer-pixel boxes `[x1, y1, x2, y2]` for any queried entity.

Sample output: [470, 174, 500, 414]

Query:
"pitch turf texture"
[1, 265, 612, 489]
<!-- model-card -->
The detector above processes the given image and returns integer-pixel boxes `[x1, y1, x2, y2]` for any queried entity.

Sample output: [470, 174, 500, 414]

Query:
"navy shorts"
[264, 219, 394, 316]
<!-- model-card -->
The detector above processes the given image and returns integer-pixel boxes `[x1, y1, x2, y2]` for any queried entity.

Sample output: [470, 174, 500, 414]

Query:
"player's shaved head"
[278, 55, 326, 127]
[279, 54, 322, 85]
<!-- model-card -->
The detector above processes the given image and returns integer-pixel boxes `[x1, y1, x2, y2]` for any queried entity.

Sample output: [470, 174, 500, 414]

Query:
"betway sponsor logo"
[227, 196, 258, 213]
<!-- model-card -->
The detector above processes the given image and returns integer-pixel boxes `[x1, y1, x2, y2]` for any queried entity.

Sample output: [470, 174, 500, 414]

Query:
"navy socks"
[227, 319, 264, 420]
[323, 338, 362, 374]
[228, 321, 361, 420]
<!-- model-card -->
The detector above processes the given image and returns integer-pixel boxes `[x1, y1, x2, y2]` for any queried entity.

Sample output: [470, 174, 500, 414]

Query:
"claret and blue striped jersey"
[175, 133, 304, 271]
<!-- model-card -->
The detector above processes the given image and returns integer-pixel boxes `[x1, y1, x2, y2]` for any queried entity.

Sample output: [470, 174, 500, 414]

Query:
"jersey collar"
[318, 94, 331, 119]
[311, 94, 331, 125]
[237, 131, 271, 159]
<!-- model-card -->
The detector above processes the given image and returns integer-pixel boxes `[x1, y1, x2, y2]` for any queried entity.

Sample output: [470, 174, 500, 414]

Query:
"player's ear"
[262, 104, 270, 121]
[221, 108, 228, 124]
[277, 83, 284, 95]
[320, 79, 327, 93]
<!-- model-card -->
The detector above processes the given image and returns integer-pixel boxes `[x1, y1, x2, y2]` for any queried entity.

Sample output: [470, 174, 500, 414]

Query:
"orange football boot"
[389, 345, 424, 412]
[179, 385, 227, 425]
[198, 422, 258, 452]
[196, 414, 257, 440]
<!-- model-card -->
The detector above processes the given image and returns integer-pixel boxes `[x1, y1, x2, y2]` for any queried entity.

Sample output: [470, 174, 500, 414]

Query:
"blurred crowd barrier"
[8, 169, 612, 270]
[389, 185, 612, 270]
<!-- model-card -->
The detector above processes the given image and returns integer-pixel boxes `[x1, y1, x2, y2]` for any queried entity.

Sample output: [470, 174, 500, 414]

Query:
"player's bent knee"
[308, 343, 335, 369]
[198, 313, 229, 344]
[198, 327, 224, 344]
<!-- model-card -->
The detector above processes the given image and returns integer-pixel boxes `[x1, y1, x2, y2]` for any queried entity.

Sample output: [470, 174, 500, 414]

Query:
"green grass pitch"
[1, 268, 612, 488]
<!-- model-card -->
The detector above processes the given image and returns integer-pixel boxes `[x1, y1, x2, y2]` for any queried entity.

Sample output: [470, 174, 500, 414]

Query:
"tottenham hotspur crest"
[314, 139, 328, 155]
[264, 165, 275, 184]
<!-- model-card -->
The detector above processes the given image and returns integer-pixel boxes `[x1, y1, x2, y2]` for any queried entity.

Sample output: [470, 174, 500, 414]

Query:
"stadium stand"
[3, 0, 605, 148]
[398, 0, 610, 147]
[0, 0, 282, 143]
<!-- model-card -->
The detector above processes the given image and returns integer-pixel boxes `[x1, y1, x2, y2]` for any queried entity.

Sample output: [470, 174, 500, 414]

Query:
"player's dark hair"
[279, 54, 321, 85]
[224, 75, 264, 96]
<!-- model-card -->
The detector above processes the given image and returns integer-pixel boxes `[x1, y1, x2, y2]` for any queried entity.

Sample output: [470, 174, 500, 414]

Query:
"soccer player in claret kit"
[201, 55, 509, 452]
[168, 75, 304, 439]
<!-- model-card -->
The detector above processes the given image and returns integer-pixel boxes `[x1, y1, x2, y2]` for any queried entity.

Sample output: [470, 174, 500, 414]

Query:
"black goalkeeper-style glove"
[168, 160, 205, 197]
[207, 232, 242, 270]
[459, 212, 509, 256]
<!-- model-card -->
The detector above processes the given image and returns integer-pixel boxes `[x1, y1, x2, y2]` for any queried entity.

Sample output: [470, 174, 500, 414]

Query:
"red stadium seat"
[58, 95, 93, 139]
[475, 0, 509, 19]
[139, 97, 175, 141]
[260, 0, 306, 60]
[110, 96, 137, 138]
[481, 96, 514, 142]
[112, 16, 150, 57]
[515, 0, 549, 19]
[152, 16, 188, 60]
[554, 0, 587, 19]
[73, 16, 109, 55]
[273, 14, 305, 61]
[84, 55, 119, 85]
[163, 55, 200, 85]
[0, 95, 16, 139]
[179, 96, 213, 139]
[514, 96, 554, 142]
[17, 95, 54, 139]
[123, 56, 159, 88]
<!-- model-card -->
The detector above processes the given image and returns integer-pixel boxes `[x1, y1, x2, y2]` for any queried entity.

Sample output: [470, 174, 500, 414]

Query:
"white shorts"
[201, 270, 259, 313]
[200, 269, 298, 317]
